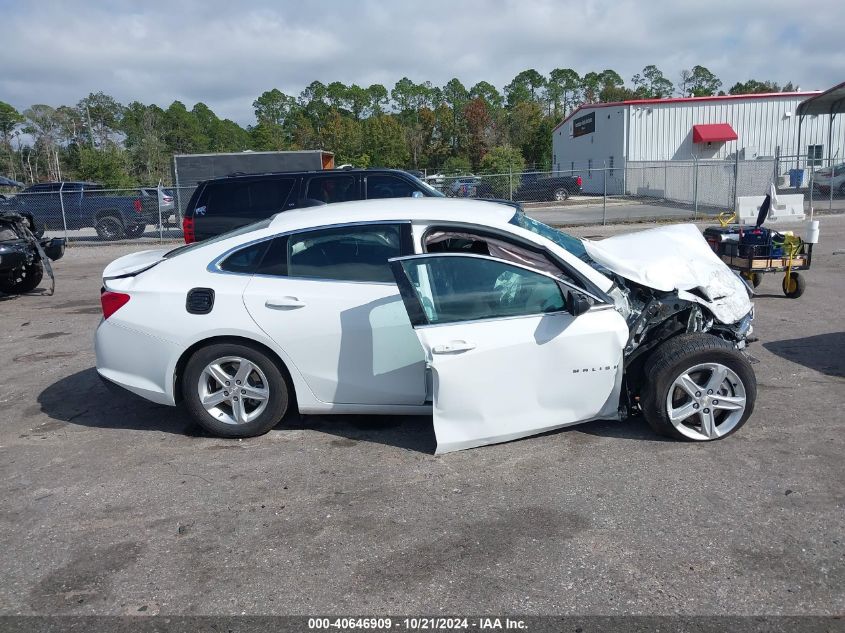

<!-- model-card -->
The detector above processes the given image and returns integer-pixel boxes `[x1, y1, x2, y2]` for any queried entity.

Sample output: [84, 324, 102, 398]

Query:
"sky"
[0, 0, 842, 125]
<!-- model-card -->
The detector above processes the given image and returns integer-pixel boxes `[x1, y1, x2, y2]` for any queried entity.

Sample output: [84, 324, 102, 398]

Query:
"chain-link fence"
[4, 156, 841, 245]
[428, 156, 843, 225]
[0, 184, 189, 244]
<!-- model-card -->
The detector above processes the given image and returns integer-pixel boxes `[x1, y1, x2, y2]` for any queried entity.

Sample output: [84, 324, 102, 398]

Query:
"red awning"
[692, 123, 738, 144]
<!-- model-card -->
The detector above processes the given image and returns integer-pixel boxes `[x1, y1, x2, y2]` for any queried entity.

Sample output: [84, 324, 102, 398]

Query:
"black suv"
[183, 169, 442, 243]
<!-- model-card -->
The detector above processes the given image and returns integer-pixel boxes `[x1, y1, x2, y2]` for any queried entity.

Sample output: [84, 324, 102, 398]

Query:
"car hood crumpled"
[582, 224, 752, 324]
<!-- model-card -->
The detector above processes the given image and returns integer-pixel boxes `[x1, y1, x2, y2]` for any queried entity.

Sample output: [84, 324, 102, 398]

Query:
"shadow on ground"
[39, 368, 664, 453]
[37, 367, 437, 451]
[763, 332, 845, 377]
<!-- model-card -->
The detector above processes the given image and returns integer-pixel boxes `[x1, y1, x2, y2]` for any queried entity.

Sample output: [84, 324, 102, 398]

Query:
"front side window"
[305, 175, 357, 203]
[396, 255, 566, 326]
[286, 224, 404, 283]
[366, 174, 416, 199]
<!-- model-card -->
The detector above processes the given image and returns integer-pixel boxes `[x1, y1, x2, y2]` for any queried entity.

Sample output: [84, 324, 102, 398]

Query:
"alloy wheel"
[197, 356, 270, 425]
[665, 362, 747, 440]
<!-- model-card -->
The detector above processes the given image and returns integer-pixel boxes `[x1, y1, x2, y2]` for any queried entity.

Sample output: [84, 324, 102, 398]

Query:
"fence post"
[508, 166, 513, 201]
[733, 152, 739, 212]
[58, 182, 68, 242]
[663, 161, 668, 201]
[157, 182, 164, 244]
[693, 157, 699, 220]
[602, 161, 607, 226]
[830, 156, 835, 213]
[808, 163, 814, 211]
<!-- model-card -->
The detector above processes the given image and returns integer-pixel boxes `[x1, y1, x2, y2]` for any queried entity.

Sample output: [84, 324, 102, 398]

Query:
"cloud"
[0, 0, 841, 124]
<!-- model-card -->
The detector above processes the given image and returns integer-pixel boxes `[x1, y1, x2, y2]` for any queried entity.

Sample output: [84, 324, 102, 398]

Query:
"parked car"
[514, 172, 583, 202]
[446, 176, 487, 197]
[96, 199, 756, 453]
[140, 187, 176, 226]
[812, 163, 845, 197]
[0, 209, 65, 294]
[182, 168, 443, 243]
[10, 182, 156, 240]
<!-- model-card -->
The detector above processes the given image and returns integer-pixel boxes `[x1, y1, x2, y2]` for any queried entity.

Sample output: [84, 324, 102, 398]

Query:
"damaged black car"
[0, 209, 65, 295]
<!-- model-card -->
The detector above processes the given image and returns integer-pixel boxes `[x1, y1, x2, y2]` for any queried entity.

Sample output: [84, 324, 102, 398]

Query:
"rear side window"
[219, 240, 271, 273]
[286, 224, 405, 282]
[201, 178, 294, 217]
[366, 174, 416, 199]
[305, 175, 357, 203]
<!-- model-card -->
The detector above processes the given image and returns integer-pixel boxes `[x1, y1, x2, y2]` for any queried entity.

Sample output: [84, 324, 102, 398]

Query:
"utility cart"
[717, 239, 813, 298]
[703, 197, 819, 299]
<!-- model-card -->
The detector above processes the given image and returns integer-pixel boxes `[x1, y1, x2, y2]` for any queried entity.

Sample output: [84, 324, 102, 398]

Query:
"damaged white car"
[95, 199, 756, 453]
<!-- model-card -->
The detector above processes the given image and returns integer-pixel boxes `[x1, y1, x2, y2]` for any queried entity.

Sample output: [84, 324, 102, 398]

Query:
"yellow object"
[718, 211, 736, 227]
[782, 234, 802, 288]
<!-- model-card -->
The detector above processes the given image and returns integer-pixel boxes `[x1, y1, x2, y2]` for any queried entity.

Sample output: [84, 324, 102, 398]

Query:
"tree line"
[0, 65, 797, 188]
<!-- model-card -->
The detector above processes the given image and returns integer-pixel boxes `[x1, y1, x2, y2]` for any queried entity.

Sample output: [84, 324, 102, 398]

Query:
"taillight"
[101, 291, 130, 319]
[576, 176, 583, 187]
[133, 199, 142, 213]
[183, 216, 195, 243]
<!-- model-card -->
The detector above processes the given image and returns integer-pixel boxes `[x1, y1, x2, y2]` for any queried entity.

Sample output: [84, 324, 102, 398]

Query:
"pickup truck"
[513, 172, 582, 202]
[9, 182, 156, 240]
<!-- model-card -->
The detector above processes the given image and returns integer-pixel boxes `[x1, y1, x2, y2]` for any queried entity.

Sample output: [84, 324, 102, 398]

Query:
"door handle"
[431, 340, 476, 354]
[265, 296, 306, 309]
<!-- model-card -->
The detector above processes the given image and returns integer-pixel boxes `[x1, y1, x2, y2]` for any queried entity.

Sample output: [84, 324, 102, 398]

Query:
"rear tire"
[182, 342, 290, 438]
[0, 262, 44, 294]
[553, 187, 570, 202]
[95, 215, 125, 240]
[641, 334, 756, 441]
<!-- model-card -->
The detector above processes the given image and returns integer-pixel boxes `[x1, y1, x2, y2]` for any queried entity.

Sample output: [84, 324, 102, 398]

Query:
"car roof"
[204, 167, 415, 184]
[266, 198, 516, 233]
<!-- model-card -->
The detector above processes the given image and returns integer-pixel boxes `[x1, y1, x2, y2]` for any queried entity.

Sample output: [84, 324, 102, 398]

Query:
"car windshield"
[509, 212, 587, 259]
[406, 174, 444, 197]
[164, 218, 273, 258]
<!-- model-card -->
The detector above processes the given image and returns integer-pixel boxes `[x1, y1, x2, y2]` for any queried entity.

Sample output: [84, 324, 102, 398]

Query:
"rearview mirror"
[566, 290, 591, 317]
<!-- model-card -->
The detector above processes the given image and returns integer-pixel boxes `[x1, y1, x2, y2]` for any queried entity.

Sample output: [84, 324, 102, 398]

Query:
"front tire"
[641, 334, 756, 441]
[553, 187, 570, 202]
[0, 262, 44, 294]
[782, 272, 805, 298]
[124, 223, 146, 238]
[182, 342, 290, 438]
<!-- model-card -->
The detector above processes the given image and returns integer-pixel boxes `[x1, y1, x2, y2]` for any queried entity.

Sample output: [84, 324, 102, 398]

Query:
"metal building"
[552, 91, 845, 195]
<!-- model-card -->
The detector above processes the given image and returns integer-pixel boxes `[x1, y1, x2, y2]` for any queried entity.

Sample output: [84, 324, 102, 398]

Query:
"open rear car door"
[389, 253, 629, 453]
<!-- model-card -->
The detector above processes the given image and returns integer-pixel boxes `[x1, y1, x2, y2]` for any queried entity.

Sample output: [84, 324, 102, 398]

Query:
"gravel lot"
[1, 216, 843, 616]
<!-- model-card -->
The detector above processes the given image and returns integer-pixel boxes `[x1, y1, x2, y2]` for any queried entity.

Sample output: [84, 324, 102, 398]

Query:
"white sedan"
[95, 199, 756, 453]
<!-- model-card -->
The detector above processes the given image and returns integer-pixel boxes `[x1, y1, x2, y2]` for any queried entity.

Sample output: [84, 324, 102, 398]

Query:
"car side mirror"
[411, 191, 423, 198]
[42, 237, 66, 261]
[566, 290, 591, 317]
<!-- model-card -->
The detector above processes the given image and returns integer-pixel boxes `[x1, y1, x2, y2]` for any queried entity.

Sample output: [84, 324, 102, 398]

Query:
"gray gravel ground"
[0, 216, 843, 616]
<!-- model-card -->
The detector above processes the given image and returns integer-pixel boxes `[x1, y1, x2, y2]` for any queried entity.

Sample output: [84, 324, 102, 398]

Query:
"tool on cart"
[703, 188, 819, 299]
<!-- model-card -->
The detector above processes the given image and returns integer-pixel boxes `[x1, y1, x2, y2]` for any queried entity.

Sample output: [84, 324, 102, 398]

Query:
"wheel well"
[173, 335, 297, 407]
[95, 210, 123, 222]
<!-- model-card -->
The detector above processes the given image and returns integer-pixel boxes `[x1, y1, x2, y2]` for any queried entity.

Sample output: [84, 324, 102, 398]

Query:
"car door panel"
[390, 254, 628, 453]
[243, 277, 426, 405]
